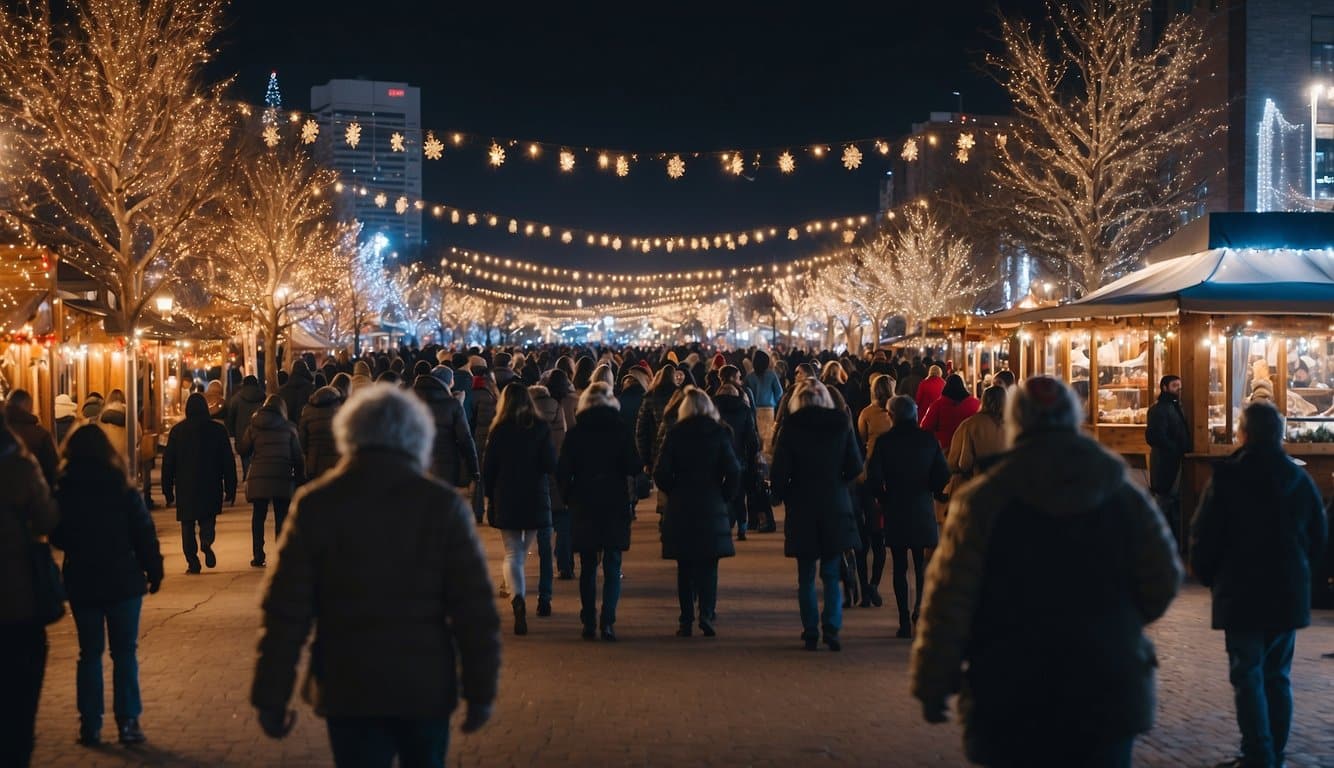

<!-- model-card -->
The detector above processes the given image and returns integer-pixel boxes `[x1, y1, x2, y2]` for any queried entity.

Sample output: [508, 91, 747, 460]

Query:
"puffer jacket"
[470, 381, 499, 461]
[910, 430, 1182, 762]
[52, 462, 163, 606]
[0, 443, 58, 623]
[411, 375, 478, 485]
[653, 415, 741, 561]
[5, 405, 58, 487]
[769, 406, 863, 559]
[279, 364, 316, 424]
[238, 406, 305, 500]
[865, 423, 950, 548]
[558, 405, 640, 552]
[226, 381, 267, 438]
[299, 387, 342, 480]
[945, 411, 1006, 492]
[529, 385, 567, 508]
[635, 385, 676, 470]
[482, 419, 556, 531]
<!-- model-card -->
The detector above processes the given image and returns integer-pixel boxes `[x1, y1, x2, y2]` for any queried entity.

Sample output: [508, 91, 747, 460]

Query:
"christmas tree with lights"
[262, 70, 281, 125]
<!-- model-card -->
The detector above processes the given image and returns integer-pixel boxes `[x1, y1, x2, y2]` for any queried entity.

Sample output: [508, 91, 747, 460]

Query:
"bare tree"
[887, 208, 988, 335]
[808, 258, 863, 350]
[387, 263, 443, 345]
[211, 138, 350, 393]
[0, 0, 230, 461]
[845, 233, 901, 346]
[989, 0, 1219, 293]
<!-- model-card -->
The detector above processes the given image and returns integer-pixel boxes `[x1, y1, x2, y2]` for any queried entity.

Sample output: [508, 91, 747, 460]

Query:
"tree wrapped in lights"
[0, 0, 230, 464]
[769, 276, 820, 346]
[332, 232, 393, 356]
[989, 0, 1219, 293]
[844, 233, 902, 346]
[809, 258, 864, 350]
[387, 263, 443, 345]
[885, 208, 988, 335]
[210, 137, 350, 393]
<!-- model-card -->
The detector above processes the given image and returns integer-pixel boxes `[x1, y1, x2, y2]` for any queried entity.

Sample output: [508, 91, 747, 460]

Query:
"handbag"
[28, 538, 66, 625]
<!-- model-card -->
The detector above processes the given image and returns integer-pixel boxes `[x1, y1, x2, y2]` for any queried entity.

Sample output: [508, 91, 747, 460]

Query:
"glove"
[921, 697, 949, 724]
[257, 708, 296, 739]
[147, 577, 161, 595]
[460, 701, 492, 734]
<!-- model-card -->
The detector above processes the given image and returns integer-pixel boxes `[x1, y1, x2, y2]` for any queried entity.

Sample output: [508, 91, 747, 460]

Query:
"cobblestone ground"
[28, 489, 1334, 767]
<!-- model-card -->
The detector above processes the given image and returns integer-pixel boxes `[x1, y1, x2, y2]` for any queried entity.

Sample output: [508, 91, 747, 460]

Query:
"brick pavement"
[28, 493, 1334, 767]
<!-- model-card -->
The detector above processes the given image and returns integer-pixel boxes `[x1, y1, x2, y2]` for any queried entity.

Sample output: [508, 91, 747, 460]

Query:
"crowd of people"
[0, 340, 1328, 768]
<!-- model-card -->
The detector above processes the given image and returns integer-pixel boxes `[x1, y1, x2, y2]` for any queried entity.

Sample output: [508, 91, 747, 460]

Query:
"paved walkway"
[28, 494, 1334, 767]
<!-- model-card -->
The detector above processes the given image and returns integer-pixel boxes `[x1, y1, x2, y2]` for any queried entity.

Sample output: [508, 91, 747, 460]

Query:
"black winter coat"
[713, 394, 760, 475]
[653, 415, 741, 561]
[162, 394, 237, 521]
[482, 419, 556, 531]
[529, 386, 567, 509]
[279, 370, 316, 425]
[471, 385, 499, 460]
[412, 376, 478, 485]
[226, 381, 267, 438]
[1145, 394, 1191, 493]
[635, 386, 676, 470]
[866, 423, 949, 548]
[4, 405, 57, 488]
[618, 382, 646, 453]
[239, 406, 305, 500]
[52, 463, 164, 606]
[558, 405, 640, 552]
[299, 387, 342, 480]
[769, 407, 863, 559]
[1190, 445, 1328, 631]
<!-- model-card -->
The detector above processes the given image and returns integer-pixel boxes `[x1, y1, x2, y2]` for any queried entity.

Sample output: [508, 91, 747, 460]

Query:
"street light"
[155, 294, 174, 319]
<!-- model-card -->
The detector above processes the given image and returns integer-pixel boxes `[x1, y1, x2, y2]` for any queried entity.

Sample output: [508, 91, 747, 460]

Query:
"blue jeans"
[72, 596, 143, 726]
[326, 716, 450, 768]
[1225, 629, 1296, 767]
[501, 529, 539, 599]
[797, 556, 843, 637]
[579, 548, 623, 628]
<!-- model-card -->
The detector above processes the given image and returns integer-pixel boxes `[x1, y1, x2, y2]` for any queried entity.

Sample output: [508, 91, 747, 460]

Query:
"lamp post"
[155, 294, 174, 320]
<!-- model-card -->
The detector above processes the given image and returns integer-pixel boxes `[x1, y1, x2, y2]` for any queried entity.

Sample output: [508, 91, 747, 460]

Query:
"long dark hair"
[59, 423, 129, 485]
[492, 381, 536, 432]
[649, 363, 678, 394]
[942, 374, 969, 403]
[572, 356, 595, 390]
[752, 349, 771, 375]
[546, 367, 573, 400]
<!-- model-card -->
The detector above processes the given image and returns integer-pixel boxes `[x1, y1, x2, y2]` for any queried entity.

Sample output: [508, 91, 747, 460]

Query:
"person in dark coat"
[227, 375, 267, 478]
[238, 396, 305, 568]
[251, 385, 500, 764]
[51, 425, 163, 747]
[4, 389, 57, 488]
[527, 383, 567, 610]
[1145, 374, 1192, 541]
[768, 380, 863, 651]
[278, 360, 316, 425]
[653, 387, 741, 638]
[482, 382, 557, 635]
[712, 384, 760, 541]
[617, 372, 647, 446]
[635, 364, 677, 473]
[412, 374, 479, 488]
[298, 386, 342, 481]
[0, 407, 58, 767]
[161, 393, 237, 574]
[911, 376, 1181, 767]
[557, 383, 641, 641]
[1191, 401, 1328, 768]
[865, 395, 950, 637]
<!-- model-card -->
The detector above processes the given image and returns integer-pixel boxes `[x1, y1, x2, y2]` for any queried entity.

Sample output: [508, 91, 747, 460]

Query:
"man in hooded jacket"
[162, 394, 238, 574]
[278, 360, 316, 424]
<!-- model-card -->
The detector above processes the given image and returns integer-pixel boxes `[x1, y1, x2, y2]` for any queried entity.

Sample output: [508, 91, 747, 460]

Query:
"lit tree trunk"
[263, 315, 281, 395]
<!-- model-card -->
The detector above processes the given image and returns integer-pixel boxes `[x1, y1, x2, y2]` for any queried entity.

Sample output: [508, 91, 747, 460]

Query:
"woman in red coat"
[914, 365, 946, 416]
[920, 374, 980, 452]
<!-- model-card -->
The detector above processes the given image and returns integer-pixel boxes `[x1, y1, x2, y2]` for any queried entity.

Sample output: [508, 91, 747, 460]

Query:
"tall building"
[1176, 0, 1334, 211]
[310, 79, 423, 258]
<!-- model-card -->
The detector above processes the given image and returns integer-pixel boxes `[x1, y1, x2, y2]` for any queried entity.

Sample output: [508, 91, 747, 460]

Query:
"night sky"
[207, 2, 1049, 272]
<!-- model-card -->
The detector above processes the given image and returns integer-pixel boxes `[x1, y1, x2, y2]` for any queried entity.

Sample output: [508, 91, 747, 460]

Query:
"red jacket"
[921, 395, 981, 452]
[914, 376, 946, 417]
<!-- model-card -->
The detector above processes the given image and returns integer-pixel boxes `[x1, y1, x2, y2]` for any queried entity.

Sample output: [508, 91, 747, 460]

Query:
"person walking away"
[653, 387, 741, 637]
[54, 394, 78, 446]
[0, 408, 59, 767]
[411, 372, 478, 488]
[238, 396, 305, 568]
[914, 365, 946, 417]
[528, 383, 567, 608]
[204, 380, 226, 421]
[1191, 401, 1327, 768]
[744, 350, 783, 459]
[482, 382, 557, 634]
[278, 360, 316, 424]
[911, 376, 1182, 768]
[946, 385, 1008, 498]
[51, 426, 163, 747]
[298, 385, 342, 481]
[557, 382, 642, 641]
[768, 381, 862, 651]
[921, 374, 980, 453]
[4, 389, 58, 487]
[226, 375, 266, 478]
[1146, 374, 1192, 543]
[161, 393, 236, 574]
[712, 384, 761, 541]
[251, 385, 500, 766]
[854, 374, 896, 607]
[865, 396, 949, 638]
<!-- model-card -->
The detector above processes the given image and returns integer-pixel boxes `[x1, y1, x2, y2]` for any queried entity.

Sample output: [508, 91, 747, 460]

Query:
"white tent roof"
[1021, 247, 1334, 321]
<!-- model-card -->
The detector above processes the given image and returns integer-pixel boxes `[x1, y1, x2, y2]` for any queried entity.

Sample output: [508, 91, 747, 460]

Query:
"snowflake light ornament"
[466, 213, 478, 226]
[612, 237, 623, 251]
[666, 155, 685, 179]
[559, 150, 575, 172]
[395, 196, 409, 215]
[423, 132, 444, 160]
[842, 230, 856, 244]
[345, 121, 362, 148]
[488, 142, 506, 167]
[996, 133, 1008, 149]
[374, 192, 388, 208]
[508, 219, 518, 233]
[957, 132, 975, 152]
[725, 153, 744, 176]
[738, 233, 749, 246]
[875, 140, 891, 155]
[641, 240, 651, 253]
[390, 132, 405, 152]
[901, 138, 919, 162]
[300, 119, 320, 145]
[261, 124, 280, 149]
[615, 156, 630, 177]
[561, 231, 573, 243]
[778, 151, 795, 174]
[788, 227, 799, 240]
[541, 225, 551, 237]
[450, 210, 460, 224]
[842, 145, 863, 170]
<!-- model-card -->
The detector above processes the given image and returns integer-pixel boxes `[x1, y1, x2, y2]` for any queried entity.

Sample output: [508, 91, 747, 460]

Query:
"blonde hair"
[677, 386, 719, 421]
[789, 380, 834, 412]
[819, 360, 846, 385]
[577, 381, 619, 413]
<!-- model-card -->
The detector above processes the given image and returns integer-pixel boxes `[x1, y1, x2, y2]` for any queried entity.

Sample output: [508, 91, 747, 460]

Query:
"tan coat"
[944, 411, 1006, 495]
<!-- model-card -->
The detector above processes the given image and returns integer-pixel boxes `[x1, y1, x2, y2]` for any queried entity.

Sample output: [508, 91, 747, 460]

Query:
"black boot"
[600, 625, 617, 642]
[117, 717, 146, 745]
[896, 611, 913, 639]
[512, 596, 528, 636]
[823, 631, 842, 652]
[802, 633, 819, 651]
[536, 597, 552, 617]
[77, 720, 101, 747]
[867, 584, 883, 607]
